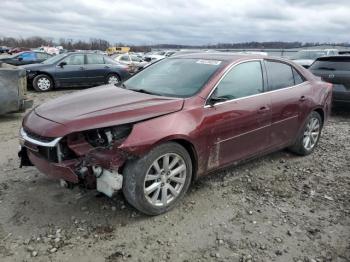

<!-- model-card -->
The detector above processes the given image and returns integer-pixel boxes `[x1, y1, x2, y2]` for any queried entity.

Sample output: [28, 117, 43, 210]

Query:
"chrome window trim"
[20, 128, 62, 147]
[204, 59, 309, 108]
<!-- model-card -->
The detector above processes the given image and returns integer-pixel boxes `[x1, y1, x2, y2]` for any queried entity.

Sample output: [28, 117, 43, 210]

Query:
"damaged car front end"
[19, 124, 132, 196]
[19, 84, 185, 198]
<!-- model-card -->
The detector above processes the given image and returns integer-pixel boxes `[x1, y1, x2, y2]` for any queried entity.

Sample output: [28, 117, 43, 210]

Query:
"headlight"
[84, 124, 132, 148]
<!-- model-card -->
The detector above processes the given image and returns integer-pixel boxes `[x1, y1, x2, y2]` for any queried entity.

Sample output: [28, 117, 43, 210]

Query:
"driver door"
[55, 54, 87, 87]
[202, 61, 272, 169]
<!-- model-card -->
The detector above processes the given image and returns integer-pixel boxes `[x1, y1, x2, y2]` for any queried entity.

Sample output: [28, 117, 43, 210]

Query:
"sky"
[1, 0, 349, 45]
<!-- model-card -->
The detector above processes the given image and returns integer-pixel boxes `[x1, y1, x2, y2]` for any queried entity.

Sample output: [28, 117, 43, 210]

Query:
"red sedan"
[19, 53, 332, 215]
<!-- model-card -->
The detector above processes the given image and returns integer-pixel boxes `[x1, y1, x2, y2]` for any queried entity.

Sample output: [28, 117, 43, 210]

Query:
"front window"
[62, 54, 85, 65]
[123, 58, 223, 97]
[214, 61, 264, 100]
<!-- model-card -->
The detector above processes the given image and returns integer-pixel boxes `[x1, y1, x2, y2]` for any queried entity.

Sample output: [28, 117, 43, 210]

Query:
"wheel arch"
[32, 71, 56, 87]
[142, 135, 199, 182]
[313, 107, 325, 126]
[170, 138, 198, 182]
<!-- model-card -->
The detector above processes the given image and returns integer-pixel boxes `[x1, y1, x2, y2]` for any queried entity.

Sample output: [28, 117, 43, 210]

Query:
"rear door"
[55, 54, 86, 87]
[203, 60, 272, 169]
[84, 54, 107, 85]
[263, 60, 310, 148]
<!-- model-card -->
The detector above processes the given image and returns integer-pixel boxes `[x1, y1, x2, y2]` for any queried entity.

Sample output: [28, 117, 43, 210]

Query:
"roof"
[169, 52, 268, 62]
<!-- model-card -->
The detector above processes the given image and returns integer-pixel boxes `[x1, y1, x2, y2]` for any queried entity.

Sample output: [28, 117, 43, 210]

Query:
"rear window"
[310, 57, 350, 71]
[265, 61, 295, 90]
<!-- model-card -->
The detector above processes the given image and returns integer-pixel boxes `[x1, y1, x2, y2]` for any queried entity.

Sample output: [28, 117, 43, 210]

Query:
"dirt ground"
[0, 89, 349, 262]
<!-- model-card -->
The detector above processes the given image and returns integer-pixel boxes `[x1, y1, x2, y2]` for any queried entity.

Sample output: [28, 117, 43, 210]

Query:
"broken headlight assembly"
[84, 124, 132, 148]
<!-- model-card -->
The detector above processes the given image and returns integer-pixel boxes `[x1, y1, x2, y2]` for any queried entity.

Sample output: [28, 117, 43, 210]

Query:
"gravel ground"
[0, 89, 349, 262]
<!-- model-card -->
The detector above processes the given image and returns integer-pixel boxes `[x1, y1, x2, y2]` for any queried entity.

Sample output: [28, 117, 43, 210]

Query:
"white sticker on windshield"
[196, 60, 222, 65]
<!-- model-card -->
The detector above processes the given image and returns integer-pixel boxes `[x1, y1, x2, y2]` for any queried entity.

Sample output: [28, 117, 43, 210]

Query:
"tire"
[106, 73, 120, 85]
[289, 111, 323, 156]
[33, 74, 53, 92]
[123, 142, 193, 215]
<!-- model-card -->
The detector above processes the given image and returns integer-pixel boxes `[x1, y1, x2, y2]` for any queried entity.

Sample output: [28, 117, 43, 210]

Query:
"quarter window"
[214, 61, 264, 100]
[265, 61, 295, 90]
[63, 54, 85, 65]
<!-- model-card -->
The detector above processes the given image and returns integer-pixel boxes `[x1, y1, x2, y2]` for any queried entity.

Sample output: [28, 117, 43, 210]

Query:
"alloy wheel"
[144, 153, 187, 207]
[303, 117, 320, 151]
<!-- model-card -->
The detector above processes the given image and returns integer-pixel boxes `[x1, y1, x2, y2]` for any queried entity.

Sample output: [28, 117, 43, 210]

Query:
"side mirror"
[18, 57, 23, 61]
[58, 61, 67, 68]
[207, 96, 228, 107]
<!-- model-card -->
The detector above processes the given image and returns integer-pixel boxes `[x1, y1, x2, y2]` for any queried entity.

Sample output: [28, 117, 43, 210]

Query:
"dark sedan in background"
[22, 52, 131, 91]
[0, 51, 52, 66]
[310, 56, 350, 107]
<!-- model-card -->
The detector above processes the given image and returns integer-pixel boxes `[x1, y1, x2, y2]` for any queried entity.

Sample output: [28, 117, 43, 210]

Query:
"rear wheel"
[123, 142, 192, 215]
[106, 73, 120, 85]
[289, 111, 322, 155]
[33, 74, 53, 92]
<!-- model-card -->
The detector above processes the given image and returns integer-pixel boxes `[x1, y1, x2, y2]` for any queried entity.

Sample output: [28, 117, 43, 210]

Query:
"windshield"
[293, 50, 327, 60]
[123, 58, 223, 97]
[42, 53, 68, 64]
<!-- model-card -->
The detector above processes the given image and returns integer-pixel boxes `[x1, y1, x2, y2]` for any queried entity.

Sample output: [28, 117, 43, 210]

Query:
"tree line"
[0, 36, 349, 51]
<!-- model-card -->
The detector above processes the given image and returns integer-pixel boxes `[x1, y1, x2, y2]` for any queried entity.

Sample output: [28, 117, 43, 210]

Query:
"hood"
[33, 85, 184, 136]
[20, 63, 51, 70]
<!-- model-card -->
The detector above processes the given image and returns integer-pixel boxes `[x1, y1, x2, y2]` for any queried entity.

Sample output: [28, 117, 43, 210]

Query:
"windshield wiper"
[129, 88, 158, 95]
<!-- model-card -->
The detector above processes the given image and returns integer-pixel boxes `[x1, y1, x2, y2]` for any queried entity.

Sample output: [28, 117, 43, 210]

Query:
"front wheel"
[289, 111, 323, 156]
[123, 142, 192, 215]
[33, 74, 53, 92]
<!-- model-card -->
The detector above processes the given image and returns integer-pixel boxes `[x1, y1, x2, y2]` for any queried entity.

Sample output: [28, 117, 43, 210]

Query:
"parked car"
[143, 50, 176, 62]
[21, 52, 131, 91]
[0, 51, 52, 66]
[8, 47, 30, 55]
[0, 46, 10, 54]
[0, 63, 32, 114]
[19, 54, 332, 215]
[310, 56, 350, 107]
[291, 49, 338, 68]
[112, 53, 148, 73]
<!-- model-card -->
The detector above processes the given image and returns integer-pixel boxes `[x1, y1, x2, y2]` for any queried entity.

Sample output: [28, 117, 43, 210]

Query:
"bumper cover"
[27, 149, 79, 183]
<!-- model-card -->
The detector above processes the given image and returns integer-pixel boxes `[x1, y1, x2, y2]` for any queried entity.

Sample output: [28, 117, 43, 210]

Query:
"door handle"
[79, 67, 85, 70]
[299, 96, 306, 102]
[258, 106, 269, 113]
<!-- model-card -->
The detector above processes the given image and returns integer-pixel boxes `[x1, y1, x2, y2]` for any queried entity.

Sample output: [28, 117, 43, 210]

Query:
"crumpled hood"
[32, 85, 184, 136]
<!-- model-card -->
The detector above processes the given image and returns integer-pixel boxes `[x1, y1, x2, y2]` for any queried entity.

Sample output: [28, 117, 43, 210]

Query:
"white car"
[292, 49, 338, 68]
[113, 53, 148, 73]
